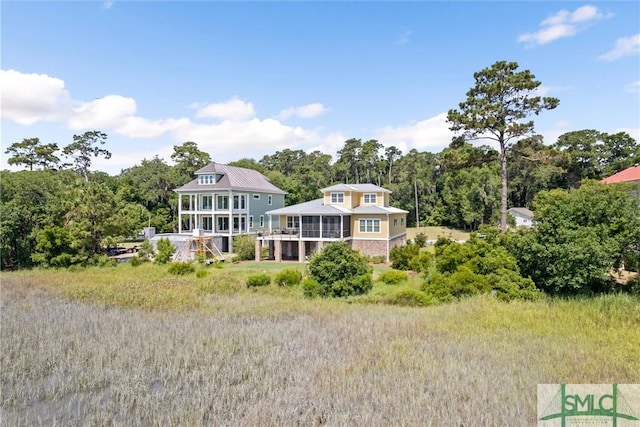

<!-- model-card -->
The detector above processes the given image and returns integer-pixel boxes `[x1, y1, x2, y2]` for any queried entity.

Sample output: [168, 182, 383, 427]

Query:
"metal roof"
[175, 162, 286, 194]
[320, 183, 392, 194]
[266, 198, 407, 216]
[266, 199, 351, 216]
[507, 207, 534, 219]
[602, 164, 640, 184]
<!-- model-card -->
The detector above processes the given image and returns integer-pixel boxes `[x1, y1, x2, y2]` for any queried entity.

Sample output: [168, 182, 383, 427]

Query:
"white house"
[507, 207, 535, 228]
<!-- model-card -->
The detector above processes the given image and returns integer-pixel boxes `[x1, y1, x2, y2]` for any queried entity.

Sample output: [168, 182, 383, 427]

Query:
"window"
[217, 195, 228, 210]
[401, 218, 405, 226]
[198, 174, 215, 185]
[359, 219, 381, 233]
[394, 218, 398, 226]
[260, 215, 264, 228]
[202, 217, 212, 231]
[234, 195, 246, 210]
[253, 194, 260, 200]
[268, 195, 273, 205]
[217, 217, 229, 232]
[249, 215, 254, 228]
[363, 193, 377, 204]
[286, 216, 300, 229]
[201, 195, 212, 210]
[331, 192, 344, 204]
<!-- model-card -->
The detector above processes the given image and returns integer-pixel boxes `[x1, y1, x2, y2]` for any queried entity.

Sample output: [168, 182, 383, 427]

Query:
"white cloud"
[518, 5, 612, 47]
[598, 34, 640, 61]
[278, 103, 328, 120]
[627, 80, 640, 93]
[102, 0, 113, 10]
[193, 98, 255, 121]
[0, 69, 71, 124]
[396, 30, 412, 45]
[373, 112, 455, 153]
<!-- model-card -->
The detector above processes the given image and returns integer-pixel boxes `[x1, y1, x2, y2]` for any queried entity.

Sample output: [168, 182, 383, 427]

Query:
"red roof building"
[602, 164, 640, 184]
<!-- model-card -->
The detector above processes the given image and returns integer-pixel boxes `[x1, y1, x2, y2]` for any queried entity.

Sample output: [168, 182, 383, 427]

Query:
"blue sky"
[2, 1, 639, 174]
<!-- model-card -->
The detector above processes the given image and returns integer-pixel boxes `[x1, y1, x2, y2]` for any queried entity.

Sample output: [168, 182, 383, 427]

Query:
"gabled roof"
[321, 183, 392, 194]
[507, 207, 534, 219]
[266, 198, 408, 216]
[175, 162, 286, 194]
[602, 164, 640, 184]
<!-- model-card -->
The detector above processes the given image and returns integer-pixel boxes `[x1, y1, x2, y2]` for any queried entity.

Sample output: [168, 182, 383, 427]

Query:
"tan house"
[256, 183, 408, 262]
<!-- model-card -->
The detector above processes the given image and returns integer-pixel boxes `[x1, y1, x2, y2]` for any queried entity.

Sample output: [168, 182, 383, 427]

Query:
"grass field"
[2, 263, 639, 425]
[406, 226, 471, 242]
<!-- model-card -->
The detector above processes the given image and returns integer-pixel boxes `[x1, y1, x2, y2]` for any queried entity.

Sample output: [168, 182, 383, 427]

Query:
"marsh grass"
[1, 265, 639, 426]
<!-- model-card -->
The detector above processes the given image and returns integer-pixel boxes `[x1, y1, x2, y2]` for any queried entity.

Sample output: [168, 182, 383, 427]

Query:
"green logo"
[538, 384, 639, 427]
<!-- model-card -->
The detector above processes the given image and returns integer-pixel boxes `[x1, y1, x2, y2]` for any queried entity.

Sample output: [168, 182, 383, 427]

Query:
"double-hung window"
[363, 193, 377, 204]
[331, 192, 344, 204]
[359, 219, 381, 233]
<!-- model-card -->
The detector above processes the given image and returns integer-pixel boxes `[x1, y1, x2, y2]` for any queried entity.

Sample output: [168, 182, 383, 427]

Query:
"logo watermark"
[538, 384, 640, 427]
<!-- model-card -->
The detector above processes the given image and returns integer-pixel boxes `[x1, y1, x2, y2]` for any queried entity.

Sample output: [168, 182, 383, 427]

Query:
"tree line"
[2, 60, 639, 271]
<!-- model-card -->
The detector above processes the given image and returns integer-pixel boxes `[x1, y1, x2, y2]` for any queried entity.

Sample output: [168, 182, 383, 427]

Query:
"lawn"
[406, 226, 471, 242]
[1, 263, 639, 426]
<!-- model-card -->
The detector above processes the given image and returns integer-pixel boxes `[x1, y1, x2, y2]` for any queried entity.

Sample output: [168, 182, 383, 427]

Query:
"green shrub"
[231, 255, 242, 263]
[246, 273, 271, 287]
[233, 235, 255, 261]
[129, 256, 144, 267]
[414, 232, 428, 248]
[301, 278, 322, 298]
[379, 270, 409, 285]
[195, 269, 208, 278]
[368, 255, 387, 264]
[409, 251, 434, 273]
[155, 238, 176, 264]
[275, 268, 303, 287]
[308, 242, 373, 297]
[386, 289, 435, 307]
[390, 244, 420, 270]
[91, 254, 117, 267]
[167, 262, 195, 275]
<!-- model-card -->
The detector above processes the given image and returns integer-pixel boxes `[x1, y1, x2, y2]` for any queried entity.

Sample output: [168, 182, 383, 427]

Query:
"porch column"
[340, 215, 344, 239]
[228, 189, 233, 253]
[386, 213, 390, 263]
[178, 194, 182, 233]
[255, 238, 262, 261]
[275, 240, 282, 262]
[298, 240, 305, 262]
[319, 215, 323, 239]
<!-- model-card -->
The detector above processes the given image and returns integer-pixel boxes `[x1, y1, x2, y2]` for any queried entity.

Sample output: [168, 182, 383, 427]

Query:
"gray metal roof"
[320, 183, 392, 193]
[266, 199, 352, 216]
[266, 198, 407, 216]
[175, 162, 286, 194]
[507, 207, 534, 219]
[352, 205, 409, 214]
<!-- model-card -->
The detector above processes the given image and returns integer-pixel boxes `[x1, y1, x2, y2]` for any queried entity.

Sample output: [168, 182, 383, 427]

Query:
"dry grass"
[1, 265, 639, 426]
[406, 226, 470, 242]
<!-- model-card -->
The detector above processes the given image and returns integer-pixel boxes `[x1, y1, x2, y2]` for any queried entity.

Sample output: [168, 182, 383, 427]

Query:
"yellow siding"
[388, 213, 406, 237]
[351, 214, 388, 238]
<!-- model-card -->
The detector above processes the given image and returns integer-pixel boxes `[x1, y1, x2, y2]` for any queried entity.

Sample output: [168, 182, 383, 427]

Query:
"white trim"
[358, 218, 381, 233]
[249, 215, 254, 229]
[253, 194, 261, 200]
[363, 193, 377, 204]
[268, 194, 273, 205]
[330, 192, 344, 204]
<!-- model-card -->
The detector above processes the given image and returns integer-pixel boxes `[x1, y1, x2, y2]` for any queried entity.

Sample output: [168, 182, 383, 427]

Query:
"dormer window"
[199, 174, 215, 185]
[363, 193, 377, 204]
[330, 192, 344, 204]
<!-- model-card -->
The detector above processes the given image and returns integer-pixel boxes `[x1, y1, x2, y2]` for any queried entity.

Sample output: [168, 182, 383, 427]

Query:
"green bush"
[414, 232, 428, 248]
[379, 270, 409, 285]
[409, 251, 434, 273]
[390, 244, 420, 270]
[233, 235, 256, 261]
[168, 262, 195, 275]
[195, 269, 208, 278]
[308, 242, 373, 297]
[246, 273, 271, 287]
[301, 278, 322, 298]
[155, 238, 176, 264]
[275, 268, 303, 287]
[386, 289, 435, 307]
[91, 254, 117, 267]
[129, 256, 144, 267]
[368, 255, 387, 264]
